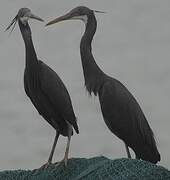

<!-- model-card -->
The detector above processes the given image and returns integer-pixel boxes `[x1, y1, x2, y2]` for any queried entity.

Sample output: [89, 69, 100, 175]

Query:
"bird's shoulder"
[38, 60, 71, 100]
[99, 77, 133, 103]
[38, 60, 66, 89]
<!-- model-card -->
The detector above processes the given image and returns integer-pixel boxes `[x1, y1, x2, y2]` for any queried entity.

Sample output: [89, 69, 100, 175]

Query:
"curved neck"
[81, 14, 97, 49]
[80, 14, 105, 95]
[18, 20, 38, 70]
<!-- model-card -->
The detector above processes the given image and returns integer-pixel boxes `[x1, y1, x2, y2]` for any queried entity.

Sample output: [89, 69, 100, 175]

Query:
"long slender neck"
[18, 20, 38, 70]
[80, 14, 105, 95]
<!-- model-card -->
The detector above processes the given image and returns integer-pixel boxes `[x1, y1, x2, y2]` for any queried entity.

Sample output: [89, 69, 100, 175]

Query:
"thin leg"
[63, 127, 72, 166]
[55, 125, 72, 167]
[48, 130, 60, 163]
[38, 130, 59, 170]
[125, 143, 131, 158]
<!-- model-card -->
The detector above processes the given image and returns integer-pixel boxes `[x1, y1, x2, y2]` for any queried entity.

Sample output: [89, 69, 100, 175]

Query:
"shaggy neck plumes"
[80, 13, 105, 95]
[18, 20, 38, 70]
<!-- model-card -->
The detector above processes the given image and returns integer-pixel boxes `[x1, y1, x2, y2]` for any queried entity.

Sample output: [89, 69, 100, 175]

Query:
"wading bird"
[6, 8, 79, 168]
[46, 6, 160, 163]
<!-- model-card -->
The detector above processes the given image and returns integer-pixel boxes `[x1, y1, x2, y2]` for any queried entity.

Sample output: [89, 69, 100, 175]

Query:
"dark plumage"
[6, 8, 79, 168]
[46, 6, 160, 163]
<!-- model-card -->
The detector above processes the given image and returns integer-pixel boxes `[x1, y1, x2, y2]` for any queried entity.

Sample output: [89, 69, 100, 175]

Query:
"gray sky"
[0, 0, 170, 169]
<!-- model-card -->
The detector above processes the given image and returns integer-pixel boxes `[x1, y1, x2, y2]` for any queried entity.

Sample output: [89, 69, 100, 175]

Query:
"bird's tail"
[73, 122, 79, 134]
[144, 130, 160, 163]
[65, 115, 79, 134]
[138, 144, 160, 164]
[136, 123, 160, 164]
[72, 117, 79, 134]
[135, 110, 160, 163]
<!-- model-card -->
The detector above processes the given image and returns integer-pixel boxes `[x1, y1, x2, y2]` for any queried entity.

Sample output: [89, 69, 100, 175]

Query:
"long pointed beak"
[46, 12, 72, 26]
[94, 10, 106, 13]
[28, 13, 44, 22]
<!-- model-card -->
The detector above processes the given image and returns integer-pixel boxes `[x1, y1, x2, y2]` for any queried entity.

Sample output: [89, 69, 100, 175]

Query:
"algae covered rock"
[0, 156, 169, 180]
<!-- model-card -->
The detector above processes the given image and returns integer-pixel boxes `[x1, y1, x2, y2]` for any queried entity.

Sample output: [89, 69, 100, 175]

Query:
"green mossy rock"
[0, 156, 169, 180]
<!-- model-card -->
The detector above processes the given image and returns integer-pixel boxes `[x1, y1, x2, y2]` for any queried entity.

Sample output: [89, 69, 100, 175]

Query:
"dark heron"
[46, 6, 160, 163]
[6, 8, 79, 168]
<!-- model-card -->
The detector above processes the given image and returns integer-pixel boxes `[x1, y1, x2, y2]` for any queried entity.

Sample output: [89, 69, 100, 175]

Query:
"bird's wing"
[99, 79, 155, 146]
[38, 60, 79, 133]
[99, 80, 132, 138]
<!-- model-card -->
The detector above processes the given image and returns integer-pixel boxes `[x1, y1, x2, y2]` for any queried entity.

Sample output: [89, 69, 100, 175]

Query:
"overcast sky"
[0, 0, 170, 170]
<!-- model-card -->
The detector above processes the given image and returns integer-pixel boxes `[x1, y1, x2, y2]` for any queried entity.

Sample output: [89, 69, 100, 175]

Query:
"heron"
[46, 6, 160, 163]
[6, 8, 79, 168]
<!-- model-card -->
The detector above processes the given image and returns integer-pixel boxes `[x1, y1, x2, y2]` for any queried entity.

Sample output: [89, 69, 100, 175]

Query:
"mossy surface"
[0, 156, 170, 180]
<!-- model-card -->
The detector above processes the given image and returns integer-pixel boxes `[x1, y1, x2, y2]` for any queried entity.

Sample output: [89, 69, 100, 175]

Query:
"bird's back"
[98, 77, 160, 163]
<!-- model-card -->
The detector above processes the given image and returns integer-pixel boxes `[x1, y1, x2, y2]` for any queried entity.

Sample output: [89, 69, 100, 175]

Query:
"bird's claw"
[33, 162, 52, 172]
[54, 158, 68, 167]
[39, 162, 52, 169]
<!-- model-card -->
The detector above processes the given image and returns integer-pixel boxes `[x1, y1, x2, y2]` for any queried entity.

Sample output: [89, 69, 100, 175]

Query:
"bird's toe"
[33, 162, 52, 173]
[54, 158, 68, 167]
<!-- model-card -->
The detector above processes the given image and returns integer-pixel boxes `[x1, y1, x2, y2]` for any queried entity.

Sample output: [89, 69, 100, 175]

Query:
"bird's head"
[5, 8, 44, 33]
[46, 6, 105, 26]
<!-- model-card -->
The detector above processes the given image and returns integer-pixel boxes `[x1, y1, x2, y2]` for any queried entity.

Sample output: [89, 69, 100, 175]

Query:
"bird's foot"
[54, 157, 69, 167]
[33, 162, 52, 172]
[39, 162, 52, 170]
